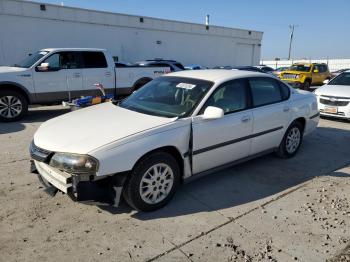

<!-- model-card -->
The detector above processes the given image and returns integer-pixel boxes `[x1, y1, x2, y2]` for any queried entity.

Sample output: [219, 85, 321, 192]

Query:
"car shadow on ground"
[0, 106, 69, 134]
[100, 125, 350, 219]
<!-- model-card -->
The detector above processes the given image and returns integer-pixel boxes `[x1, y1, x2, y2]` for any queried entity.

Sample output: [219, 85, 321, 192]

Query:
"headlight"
[49, 153, 99, 174]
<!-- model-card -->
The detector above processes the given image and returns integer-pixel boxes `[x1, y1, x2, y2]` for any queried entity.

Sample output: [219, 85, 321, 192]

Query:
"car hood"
[34, 102, 176, 154]
[315, 85, 350, 98]
[0, 66, 28, 74]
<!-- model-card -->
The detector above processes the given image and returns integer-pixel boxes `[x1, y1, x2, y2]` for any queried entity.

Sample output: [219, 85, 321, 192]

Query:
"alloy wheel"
[139, 163, 174, 205]
[286, 127, 301, 154]
[0, 96, 23, 119]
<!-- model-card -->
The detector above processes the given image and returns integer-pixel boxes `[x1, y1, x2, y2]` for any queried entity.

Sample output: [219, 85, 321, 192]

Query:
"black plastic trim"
[193, 126, 283, 155]
[310, 112, 320, 119]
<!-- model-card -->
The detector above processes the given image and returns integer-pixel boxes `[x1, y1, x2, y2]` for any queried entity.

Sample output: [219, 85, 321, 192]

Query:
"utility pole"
[288, 25, 298, 60]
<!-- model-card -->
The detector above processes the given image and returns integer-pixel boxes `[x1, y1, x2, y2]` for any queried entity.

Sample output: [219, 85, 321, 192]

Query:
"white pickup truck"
[0, 48, 170, 121]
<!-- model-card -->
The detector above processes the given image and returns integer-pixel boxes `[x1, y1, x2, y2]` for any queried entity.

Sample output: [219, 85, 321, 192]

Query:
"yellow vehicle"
[279, 63, 331, 90]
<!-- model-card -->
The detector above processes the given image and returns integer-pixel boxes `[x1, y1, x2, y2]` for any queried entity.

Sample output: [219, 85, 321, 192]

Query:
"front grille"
[282, 73, 298, 79]
[320, 98, 349, 107]
[29, 141, 52, 162]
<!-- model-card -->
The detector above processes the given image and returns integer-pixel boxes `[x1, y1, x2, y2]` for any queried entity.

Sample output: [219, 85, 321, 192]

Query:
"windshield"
[289, 65, 311, 72]
[14, 51, 48, 68]
[119, 76, 213, 118]
[328, 72, 350, 86]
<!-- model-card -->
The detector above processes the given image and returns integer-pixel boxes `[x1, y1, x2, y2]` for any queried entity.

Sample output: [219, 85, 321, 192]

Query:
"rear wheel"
[276, 121, 303, 158]
[123, 152, 180, 211]
[0, 90, 28, 122]
[133, 78, 152, 91]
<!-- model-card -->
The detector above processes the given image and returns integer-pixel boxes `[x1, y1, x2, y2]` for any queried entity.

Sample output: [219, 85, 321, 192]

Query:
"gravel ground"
[0, 106, 349, 262]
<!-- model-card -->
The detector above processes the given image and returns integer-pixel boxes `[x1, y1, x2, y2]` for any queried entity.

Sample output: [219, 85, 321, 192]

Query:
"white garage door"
[236, 44, 254, 66]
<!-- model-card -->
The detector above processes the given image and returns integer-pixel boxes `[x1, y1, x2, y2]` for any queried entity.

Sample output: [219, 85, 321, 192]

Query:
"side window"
[60, 52, 81, 69]
[249, 78, 282, 107]
[320, 65, 327, 73]
[201, 79, 248, 114]
[43, 53, 60, 69]
[313, 65, 320, 73]
[82, 52, 107, 68]
[278, 81, 291, 100]
[42, 52, 81, 69]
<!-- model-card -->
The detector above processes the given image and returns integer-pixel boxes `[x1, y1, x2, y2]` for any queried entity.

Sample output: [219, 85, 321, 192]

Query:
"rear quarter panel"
[289, 90, 319, 135]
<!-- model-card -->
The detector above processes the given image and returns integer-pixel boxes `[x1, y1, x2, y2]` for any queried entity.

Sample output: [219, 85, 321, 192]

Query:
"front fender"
[90, 122, 191, 177]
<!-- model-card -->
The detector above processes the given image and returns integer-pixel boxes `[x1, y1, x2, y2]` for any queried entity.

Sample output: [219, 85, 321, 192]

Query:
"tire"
[123, 152, 180, 212]
[0, 90, 28, 122]
[276, 121, 304, 158]
[133, 78, 152, 91]
[302, 80, 311, 91]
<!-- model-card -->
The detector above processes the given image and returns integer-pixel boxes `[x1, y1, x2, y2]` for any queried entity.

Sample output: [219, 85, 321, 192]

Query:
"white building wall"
[0, 0, 263, 67]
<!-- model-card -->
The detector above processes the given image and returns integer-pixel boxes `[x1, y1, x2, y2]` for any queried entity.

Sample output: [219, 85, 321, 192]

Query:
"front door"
[32, 52, 68, 103]
[33, 52, 83, 102]
[192, 79, 253, 174]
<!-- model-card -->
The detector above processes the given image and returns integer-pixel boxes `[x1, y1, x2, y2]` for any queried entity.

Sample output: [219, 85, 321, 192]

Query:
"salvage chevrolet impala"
[30, 70, 319, 211]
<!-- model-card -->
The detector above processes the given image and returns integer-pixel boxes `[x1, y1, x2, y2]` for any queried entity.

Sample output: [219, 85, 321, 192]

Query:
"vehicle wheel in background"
[133, 77, 152, 91]
[0, 90, 28, 122]
[276, 121, 304, 158]
[123, 152, 180, 211]
[302, 80, 311, 91]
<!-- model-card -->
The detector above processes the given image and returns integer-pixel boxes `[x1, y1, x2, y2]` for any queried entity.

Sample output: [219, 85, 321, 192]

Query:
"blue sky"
[33, 0, 350, 59]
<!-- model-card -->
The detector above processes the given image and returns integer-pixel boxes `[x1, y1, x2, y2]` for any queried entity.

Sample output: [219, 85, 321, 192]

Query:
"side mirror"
[313, 69, 319, 73]
[323, 79, 330, 85]
[36, 62, 50, 72]
[202, 106, 224, 120]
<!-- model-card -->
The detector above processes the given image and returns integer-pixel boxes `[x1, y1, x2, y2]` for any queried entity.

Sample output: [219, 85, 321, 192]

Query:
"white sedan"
[315, 70, 350, 119]
[30, 70, 319, 211]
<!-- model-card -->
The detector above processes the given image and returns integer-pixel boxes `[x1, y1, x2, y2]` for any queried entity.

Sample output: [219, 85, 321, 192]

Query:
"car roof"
[41, 48, 106, 52]
[137, 60, 178, 64]
[165, 69, 270, 82]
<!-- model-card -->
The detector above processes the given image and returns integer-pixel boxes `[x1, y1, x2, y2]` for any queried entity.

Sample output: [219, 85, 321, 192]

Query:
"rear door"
[192, 79, 253, 174]
[248, 77, 291, 155]
[81, 51, 114, 96]
[312, 65, 322, 84]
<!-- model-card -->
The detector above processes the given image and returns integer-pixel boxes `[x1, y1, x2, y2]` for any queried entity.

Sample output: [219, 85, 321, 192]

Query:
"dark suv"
[133, 59, 185, 72]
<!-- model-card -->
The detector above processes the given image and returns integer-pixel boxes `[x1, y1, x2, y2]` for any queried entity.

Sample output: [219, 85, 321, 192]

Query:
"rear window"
[174, 63, 185, 70]
[82, 52, 107, 68]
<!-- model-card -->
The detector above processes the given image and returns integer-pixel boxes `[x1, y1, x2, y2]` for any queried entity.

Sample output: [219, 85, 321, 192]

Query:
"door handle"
[283, 107, 290, 112]
[73, 73, 81, 78]
[241, 115, 251, 123]
[105, 72, 111, 77]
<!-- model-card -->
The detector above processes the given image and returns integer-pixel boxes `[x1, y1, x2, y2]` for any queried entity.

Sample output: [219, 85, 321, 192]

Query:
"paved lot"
[0, 106, 349, 262]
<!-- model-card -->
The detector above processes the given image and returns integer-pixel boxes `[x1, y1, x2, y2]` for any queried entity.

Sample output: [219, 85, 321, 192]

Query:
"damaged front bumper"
[30, 159, 128, 207]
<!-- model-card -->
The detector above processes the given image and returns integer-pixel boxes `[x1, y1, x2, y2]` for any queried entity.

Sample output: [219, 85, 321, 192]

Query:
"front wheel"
[302, 80, 311, 91]
[123, 152, 180, 211]
[0, 91, 28, 122]
[276, 121, 303, 158]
